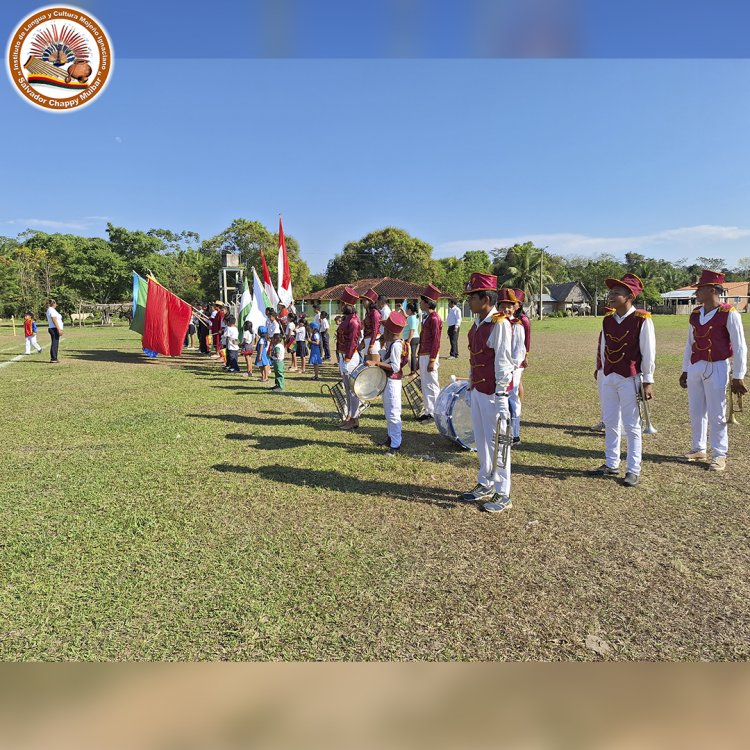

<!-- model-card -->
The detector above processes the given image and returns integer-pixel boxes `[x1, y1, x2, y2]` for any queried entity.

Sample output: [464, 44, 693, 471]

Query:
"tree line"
[1, 221, 748, 317]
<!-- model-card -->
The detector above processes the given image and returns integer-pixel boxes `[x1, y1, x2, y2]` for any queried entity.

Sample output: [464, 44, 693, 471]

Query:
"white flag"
[238, 277, 252, 331]
[250, 267, 269, 332]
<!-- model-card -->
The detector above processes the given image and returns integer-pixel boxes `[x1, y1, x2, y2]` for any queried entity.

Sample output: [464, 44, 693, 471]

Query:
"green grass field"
[1, 315, 748, 661]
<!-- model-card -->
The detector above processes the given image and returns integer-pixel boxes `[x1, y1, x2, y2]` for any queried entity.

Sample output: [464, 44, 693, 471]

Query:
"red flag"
[142, 278, 192, 356]
[260, 247, 272, 287]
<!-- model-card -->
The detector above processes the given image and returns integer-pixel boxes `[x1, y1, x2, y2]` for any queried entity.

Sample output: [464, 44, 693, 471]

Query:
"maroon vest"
[384, 340, 407, 380]
[468, 314, 505, 395]
[690, 305, 733, 363]
[602, 310, 649, 377]
[363, 306, 381, 339]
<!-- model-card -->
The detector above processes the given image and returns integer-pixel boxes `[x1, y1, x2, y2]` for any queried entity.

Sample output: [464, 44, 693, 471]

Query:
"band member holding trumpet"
[337, 286, 363, 431]
[589, 273, 655, 487]
[679, 270, 747, 471]
[359, 288, 382, 359]
[458, 274, 516, 513]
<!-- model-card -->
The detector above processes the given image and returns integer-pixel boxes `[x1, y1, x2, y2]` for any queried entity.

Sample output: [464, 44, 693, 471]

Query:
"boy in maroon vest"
[337, 286, 364, 430]
[367, 311, 408, 454]
[679, 270, 747, 471]
[458, 273, 516, 513]
[589, 273, 655, 487]
[417, 284, 443, 422]
[359, 288, 382, 360]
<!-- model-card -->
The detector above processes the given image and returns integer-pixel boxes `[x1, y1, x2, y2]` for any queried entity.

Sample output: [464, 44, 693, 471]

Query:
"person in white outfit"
[458, 274, 516, 514]
[589, 273, 656, 488]
[417, 284, 443, 422]
[337, 286, 364, 430]
[679, 270, 747, 472]
[496, 290, 527, 445]
[446, 299, 462, 358]
[24, 313, 43, 354]
[368, 311, 408, 455]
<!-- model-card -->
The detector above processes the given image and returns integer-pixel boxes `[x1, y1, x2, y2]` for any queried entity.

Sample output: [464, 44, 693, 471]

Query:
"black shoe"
[622, 472, 640, 487]
[386, 447, 401, 455]
[512, 436, 521, 445]
[588, 464, 619, 477]
[417, 414, 433, 423]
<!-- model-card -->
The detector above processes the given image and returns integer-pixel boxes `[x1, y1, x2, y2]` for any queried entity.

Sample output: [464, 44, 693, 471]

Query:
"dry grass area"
[0, 315, 748, 660]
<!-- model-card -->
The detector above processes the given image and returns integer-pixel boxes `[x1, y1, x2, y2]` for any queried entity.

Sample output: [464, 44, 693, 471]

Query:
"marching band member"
[511, 288, 530, 441]
[680, 270, 747, 471]
[589, 274, 655, 487]
[359, 288, 382, 359]
[337, 286, 363, 430]
[458, 273, 516, 513]
[367, 311, 408, 455]
[497, 288, 526, 445]
[417, 284, 443, 423]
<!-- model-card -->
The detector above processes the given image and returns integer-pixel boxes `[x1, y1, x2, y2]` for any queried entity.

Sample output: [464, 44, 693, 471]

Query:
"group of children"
[205, 304, 327, 392]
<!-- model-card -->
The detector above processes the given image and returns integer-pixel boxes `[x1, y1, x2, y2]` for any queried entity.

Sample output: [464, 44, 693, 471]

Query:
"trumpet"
[728, 389, 743, 425]
[492, 399, 515, 471]
[636, 375, 657, 435]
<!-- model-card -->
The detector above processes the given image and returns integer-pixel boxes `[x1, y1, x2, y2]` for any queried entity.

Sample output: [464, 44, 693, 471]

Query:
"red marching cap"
[464, 272, 497, 294]
[383, 310, 407, 334]
[340, 286, 359, 305]
[604, 272, 644, 297]
[512, 288, 525, 303]
[421, 283, 441, 302]
[693, 269, 725, 288]
[497, 287, 519, 304]
[360, 288, 378, 303]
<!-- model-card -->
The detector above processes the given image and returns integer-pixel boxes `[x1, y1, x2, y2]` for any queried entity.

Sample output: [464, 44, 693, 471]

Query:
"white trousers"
[687, 359, 730, 458]
[470, 390, 511, 497]
[338, 352, 361, 419]
[418, 354, 440, 416]
[599, 373, 642, 475]
[509, 368, 523, 438]
[383, 379, 402, 449]
[25, 335, 42, 354]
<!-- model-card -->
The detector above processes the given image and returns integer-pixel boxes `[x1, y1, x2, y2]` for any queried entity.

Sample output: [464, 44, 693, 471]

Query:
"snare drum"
[349, 362, 387, 401]
[434, 379, 475, 450]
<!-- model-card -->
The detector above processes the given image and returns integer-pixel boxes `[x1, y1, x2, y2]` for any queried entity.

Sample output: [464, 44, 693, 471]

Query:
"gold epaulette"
[719, 302, 735, 313]
[604, 309, 616, 317]
[491, 312, 506, 324]
[691, 305, 702, 313]
[634, 309, 651, 319]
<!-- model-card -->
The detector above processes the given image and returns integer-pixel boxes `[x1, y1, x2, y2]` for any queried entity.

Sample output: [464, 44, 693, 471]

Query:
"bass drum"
[434, 379, 475, 450]
[349, 361, 387, 401]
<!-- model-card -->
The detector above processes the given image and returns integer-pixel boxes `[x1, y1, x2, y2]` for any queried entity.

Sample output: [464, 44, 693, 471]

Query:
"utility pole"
[538, 246, 547, 320]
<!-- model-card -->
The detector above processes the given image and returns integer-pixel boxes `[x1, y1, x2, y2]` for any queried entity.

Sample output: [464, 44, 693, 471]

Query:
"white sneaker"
[709, 456, 726, 472]
[684, 450, 708, 462]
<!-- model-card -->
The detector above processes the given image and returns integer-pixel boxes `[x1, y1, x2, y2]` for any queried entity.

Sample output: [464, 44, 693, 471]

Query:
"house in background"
[530, 281, 593, 316]
[658, 281, 749, 314]
[298, 277, 450, 319]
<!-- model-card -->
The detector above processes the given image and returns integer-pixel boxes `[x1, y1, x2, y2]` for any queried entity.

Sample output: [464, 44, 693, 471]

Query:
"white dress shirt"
[597, 306, 656, 384]
[383, 339, 403, 375]
[510, 319, 526, 369]
[468, 307, 515, 392]
[682, 305, 748, 379]
[446, 305, 462, 327]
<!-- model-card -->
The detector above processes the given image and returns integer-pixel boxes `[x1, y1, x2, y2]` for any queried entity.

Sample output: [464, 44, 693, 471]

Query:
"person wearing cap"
[417, 284, 443, 422]
[446, 299, 462, 359]
[458, 273, 516, 513]
[589, 273, 655, 487]
[367, 311, 409, 455]
[337, 286, 364, 429]
[359, 288, 382, 360]
[679, 270, 747, 471]
[497, 288, 527, 445]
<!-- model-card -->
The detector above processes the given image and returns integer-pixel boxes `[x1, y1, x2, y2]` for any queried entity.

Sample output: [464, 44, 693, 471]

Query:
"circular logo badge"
[6, 5, 113, 112]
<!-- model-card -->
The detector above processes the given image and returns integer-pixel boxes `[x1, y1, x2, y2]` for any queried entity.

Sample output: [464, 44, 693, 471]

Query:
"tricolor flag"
[130, 271, 148, 334]
[250, 267, 270, 331]
[276, 215, 293, 307]
[238, 277, 252, 331]
[260, 248, 280, 309]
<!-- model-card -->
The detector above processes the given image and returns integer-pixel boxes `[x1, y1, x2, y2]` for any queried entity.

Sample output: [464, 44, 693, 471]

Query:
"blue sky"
[2, 4, 750, 273]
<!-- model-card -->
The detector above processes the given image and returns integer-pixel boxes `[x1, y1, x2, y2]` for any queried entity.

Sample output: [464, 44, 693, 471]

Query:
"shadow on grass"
[212, 463, 459, 508]
[225, 433, 384, 454]
[66, 349, 161, 364]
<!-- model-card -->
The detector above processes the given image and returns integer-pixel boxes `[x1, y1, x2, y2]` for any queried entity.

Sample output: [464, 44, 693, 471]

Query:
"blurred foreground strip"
[0, 665, 748, 749]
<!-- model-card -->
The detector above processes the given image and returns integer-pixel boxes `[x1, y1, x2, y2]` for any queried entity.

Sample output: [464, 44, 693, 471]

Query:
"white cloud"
[5, 218, 92, 230]
[435, 225, 750, 263]
[114, 136, 122, 143]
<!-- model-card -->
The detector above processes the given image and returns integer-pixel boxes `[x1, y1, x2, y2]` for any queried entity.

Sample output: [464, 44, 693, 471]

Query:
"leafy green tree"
[325, 227, 433, 286]
[491, 242, 553, 302]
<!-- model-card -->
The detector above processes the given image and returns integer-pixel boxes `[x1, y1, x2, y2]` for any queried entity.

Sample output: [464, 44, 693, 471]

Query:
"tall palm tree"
[494, 242, 553, 307]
